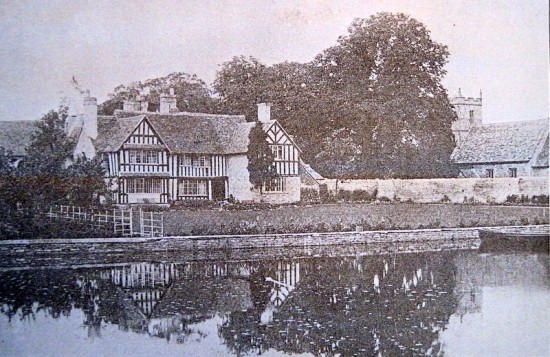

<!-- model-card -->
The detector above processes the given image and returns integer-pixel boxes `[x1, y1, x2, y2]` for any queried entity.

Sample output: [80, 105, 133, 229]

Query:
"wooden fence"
[46, 205, 164, 237]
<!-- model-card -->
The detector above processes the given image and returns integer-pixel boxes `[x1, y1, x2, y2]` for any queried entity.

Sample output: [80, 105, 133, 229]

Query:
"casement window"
[180, 155, 210, 167]
[180, 155, 193, 167]
[509, 168, 517, 178]
[179, 179, 207, 196]
[128, 150, 159, 164]
[264, 177, 286, 192]
[126, 178, 162, 193]
[195, 155, 209, 168]
[271, 145, 285, 160]
[486, 169, 494, 178]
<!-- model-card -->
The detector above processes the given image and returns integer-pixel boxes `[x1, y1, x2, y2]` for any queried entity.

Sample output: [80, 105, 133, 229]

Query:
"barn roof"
[533, 135, 549, 168]
[0, 121, 38, 156]
[452, 119, 549, 164]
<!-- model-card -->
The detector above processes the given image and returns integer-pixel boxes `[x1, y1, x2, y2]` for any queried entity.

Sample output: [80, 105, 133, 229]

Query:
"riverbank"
[0, 225, 482, 268]
[163, 203, 549, 236]
[1, 225, 547, 269]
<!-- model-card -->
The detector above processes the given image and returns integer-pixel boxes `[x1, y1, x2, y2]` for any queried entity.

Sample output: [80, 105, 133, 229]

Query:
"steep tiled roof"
[533, 136, 549, 168]
[301, 162, 324, 180]
[96, 110, 254, 154]
[452, 119, 549, 164]
[0, 121, 38, 156]
[95, 115, 145, 152]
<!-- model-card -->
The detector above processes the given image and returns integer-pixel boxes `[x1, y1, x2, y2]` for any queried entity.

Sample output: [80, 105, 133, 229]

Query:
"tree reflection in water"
[2, 250, 545, 356]
[219, 253, 459, 356]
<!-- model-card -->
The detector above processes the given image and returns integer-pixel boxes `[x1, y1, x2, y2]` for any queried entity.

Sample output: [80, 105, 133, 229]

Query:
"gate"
[113, 208, 133, 237]
[139, 209, 164, 237]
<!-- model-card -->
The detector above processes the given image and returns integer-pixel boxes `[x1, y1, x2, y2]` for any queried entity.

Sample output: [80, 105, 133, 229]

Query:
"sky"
[0, 0, 548, 124]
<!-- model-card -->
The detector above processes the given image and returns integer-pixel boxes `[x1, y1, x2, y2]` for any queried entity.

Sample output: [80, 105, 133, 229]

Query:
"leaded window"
[264, 177, 286, 192]
[128, 150, 159, 164]
[126, 178, 163, 193]
[179, 179, 207, 196]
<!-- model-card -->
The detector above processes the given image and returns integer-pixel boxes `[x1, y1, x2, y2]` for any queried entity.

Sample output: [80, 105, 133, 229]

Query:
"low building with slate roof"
[65, 90, 302, 204]
[451, 118, 549, 178]
[0, 120, 38, 166]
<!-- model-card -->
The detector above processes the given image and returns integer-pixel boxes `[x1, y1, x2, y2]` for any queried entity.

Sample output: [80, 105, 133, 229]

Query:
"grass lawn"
[163, 203, 549, 236]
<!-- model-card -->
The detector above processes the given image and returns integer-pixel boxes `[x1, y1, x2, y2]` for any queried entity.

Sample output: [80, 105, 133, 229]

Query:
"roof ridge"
[114, 108, 245, 119]
[480, 118, 549, 127]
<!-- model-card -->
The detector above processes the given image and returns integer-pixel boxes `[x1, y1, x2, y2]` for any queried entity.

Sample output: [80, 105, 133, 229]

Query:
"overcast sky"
[0, 0, 548, 123]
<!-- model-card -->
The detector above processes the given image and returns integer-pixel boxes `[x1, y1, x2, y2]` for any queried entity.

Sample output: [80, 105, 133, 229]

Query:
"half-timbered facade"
[70, 93, 301, 204]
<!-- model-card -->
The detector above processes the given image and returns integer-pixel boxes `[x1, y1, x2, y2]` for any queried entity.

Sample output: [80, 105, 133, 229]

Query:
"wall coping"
[0, 225, 546, 245]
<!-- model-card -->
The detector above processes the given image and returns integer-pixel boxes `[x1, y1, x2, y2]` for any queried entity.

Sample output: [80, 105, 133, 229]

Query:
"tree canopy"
[99, 12, 457, 179]
[214, 13, 457, 178]
[99, 72, 219, 115]
[2, 109, 108, 211]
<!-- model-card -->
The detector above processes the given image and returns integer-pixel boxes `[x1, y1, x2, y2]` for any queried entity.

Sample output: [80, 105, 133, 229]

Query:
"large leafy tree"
[247, 123, 276, 194]
[15, 109, 107, 209]
[17, 110, 75, 208]
[215, 13, 457, 178]
[213, 56, 269, 120]
[99, 72, 218, 115]
[324, 13, 457, 177]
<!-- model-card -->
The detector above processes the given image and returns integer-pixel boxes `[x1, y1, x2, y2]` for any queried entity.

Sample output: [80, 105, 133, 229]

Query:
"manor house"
[0, 89, 304, 205]
[65, 90, 303, 204]
[450, 90, 548, 178]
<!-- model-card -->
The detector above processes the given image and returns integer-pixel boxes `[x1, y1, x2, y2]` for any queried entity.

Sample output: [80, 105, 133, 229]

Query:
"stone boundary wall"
[322, 177, 548, 204]
[0, 227, 487, 269]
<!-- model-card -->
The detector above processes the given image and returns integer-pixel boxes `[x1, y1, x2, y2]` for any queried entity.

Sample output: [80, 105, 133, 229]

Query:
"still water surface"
[0, 249, 548, 356]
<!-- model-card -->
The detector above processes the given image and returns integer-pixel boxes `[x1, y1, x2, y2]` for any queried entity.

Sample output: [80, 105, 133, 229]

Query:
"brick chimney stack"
[160, 88, 177, 114]
[257, 103, 271, 123]
[123, 99, 141, 112]
[82, 90, 97, 140]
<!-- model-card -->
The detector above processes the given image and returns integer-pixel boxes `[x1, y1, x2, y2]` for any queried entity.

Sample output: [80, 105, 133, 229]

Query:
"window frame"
[271, 145, 285, 160]
[126, 178, 163, 193]
[179, 179, 208, 196]
[264, 177, 286, 192]
[180, 155, 210, 168]
[128, 150, 159, 165]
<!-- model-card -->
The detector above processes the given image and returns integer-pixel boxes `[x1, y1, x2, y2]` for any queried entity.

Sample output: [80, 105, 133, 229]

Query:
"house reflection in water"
[101, 263, 181, 317]
[0, 250, 547, 356]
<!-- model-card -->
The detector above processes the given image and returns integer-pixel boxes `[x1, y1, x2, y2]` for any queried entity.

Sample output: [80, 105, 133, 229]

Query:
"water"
[0, 248, 548, 356]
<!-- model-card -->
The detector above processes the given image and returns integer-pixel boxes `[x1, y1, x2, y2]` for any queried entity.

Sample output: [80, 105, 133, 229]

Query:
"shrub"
[337, 190, 352, 202]
[506, 194, 519, 204]
[531, 195, 549, 205]
[351, 189, 377, 202]
[301, 188, 320, 203]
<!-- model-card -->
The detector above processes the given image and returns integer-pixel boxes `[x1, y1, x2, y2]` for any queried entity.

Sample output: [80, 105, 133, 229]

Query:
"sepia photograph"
[0, 1, 548, 356]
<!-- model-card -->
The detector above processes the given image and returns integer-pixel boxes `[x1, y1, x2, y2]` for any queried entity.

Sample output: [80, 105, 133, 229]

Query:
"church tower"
[451, 89, 482, 147]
